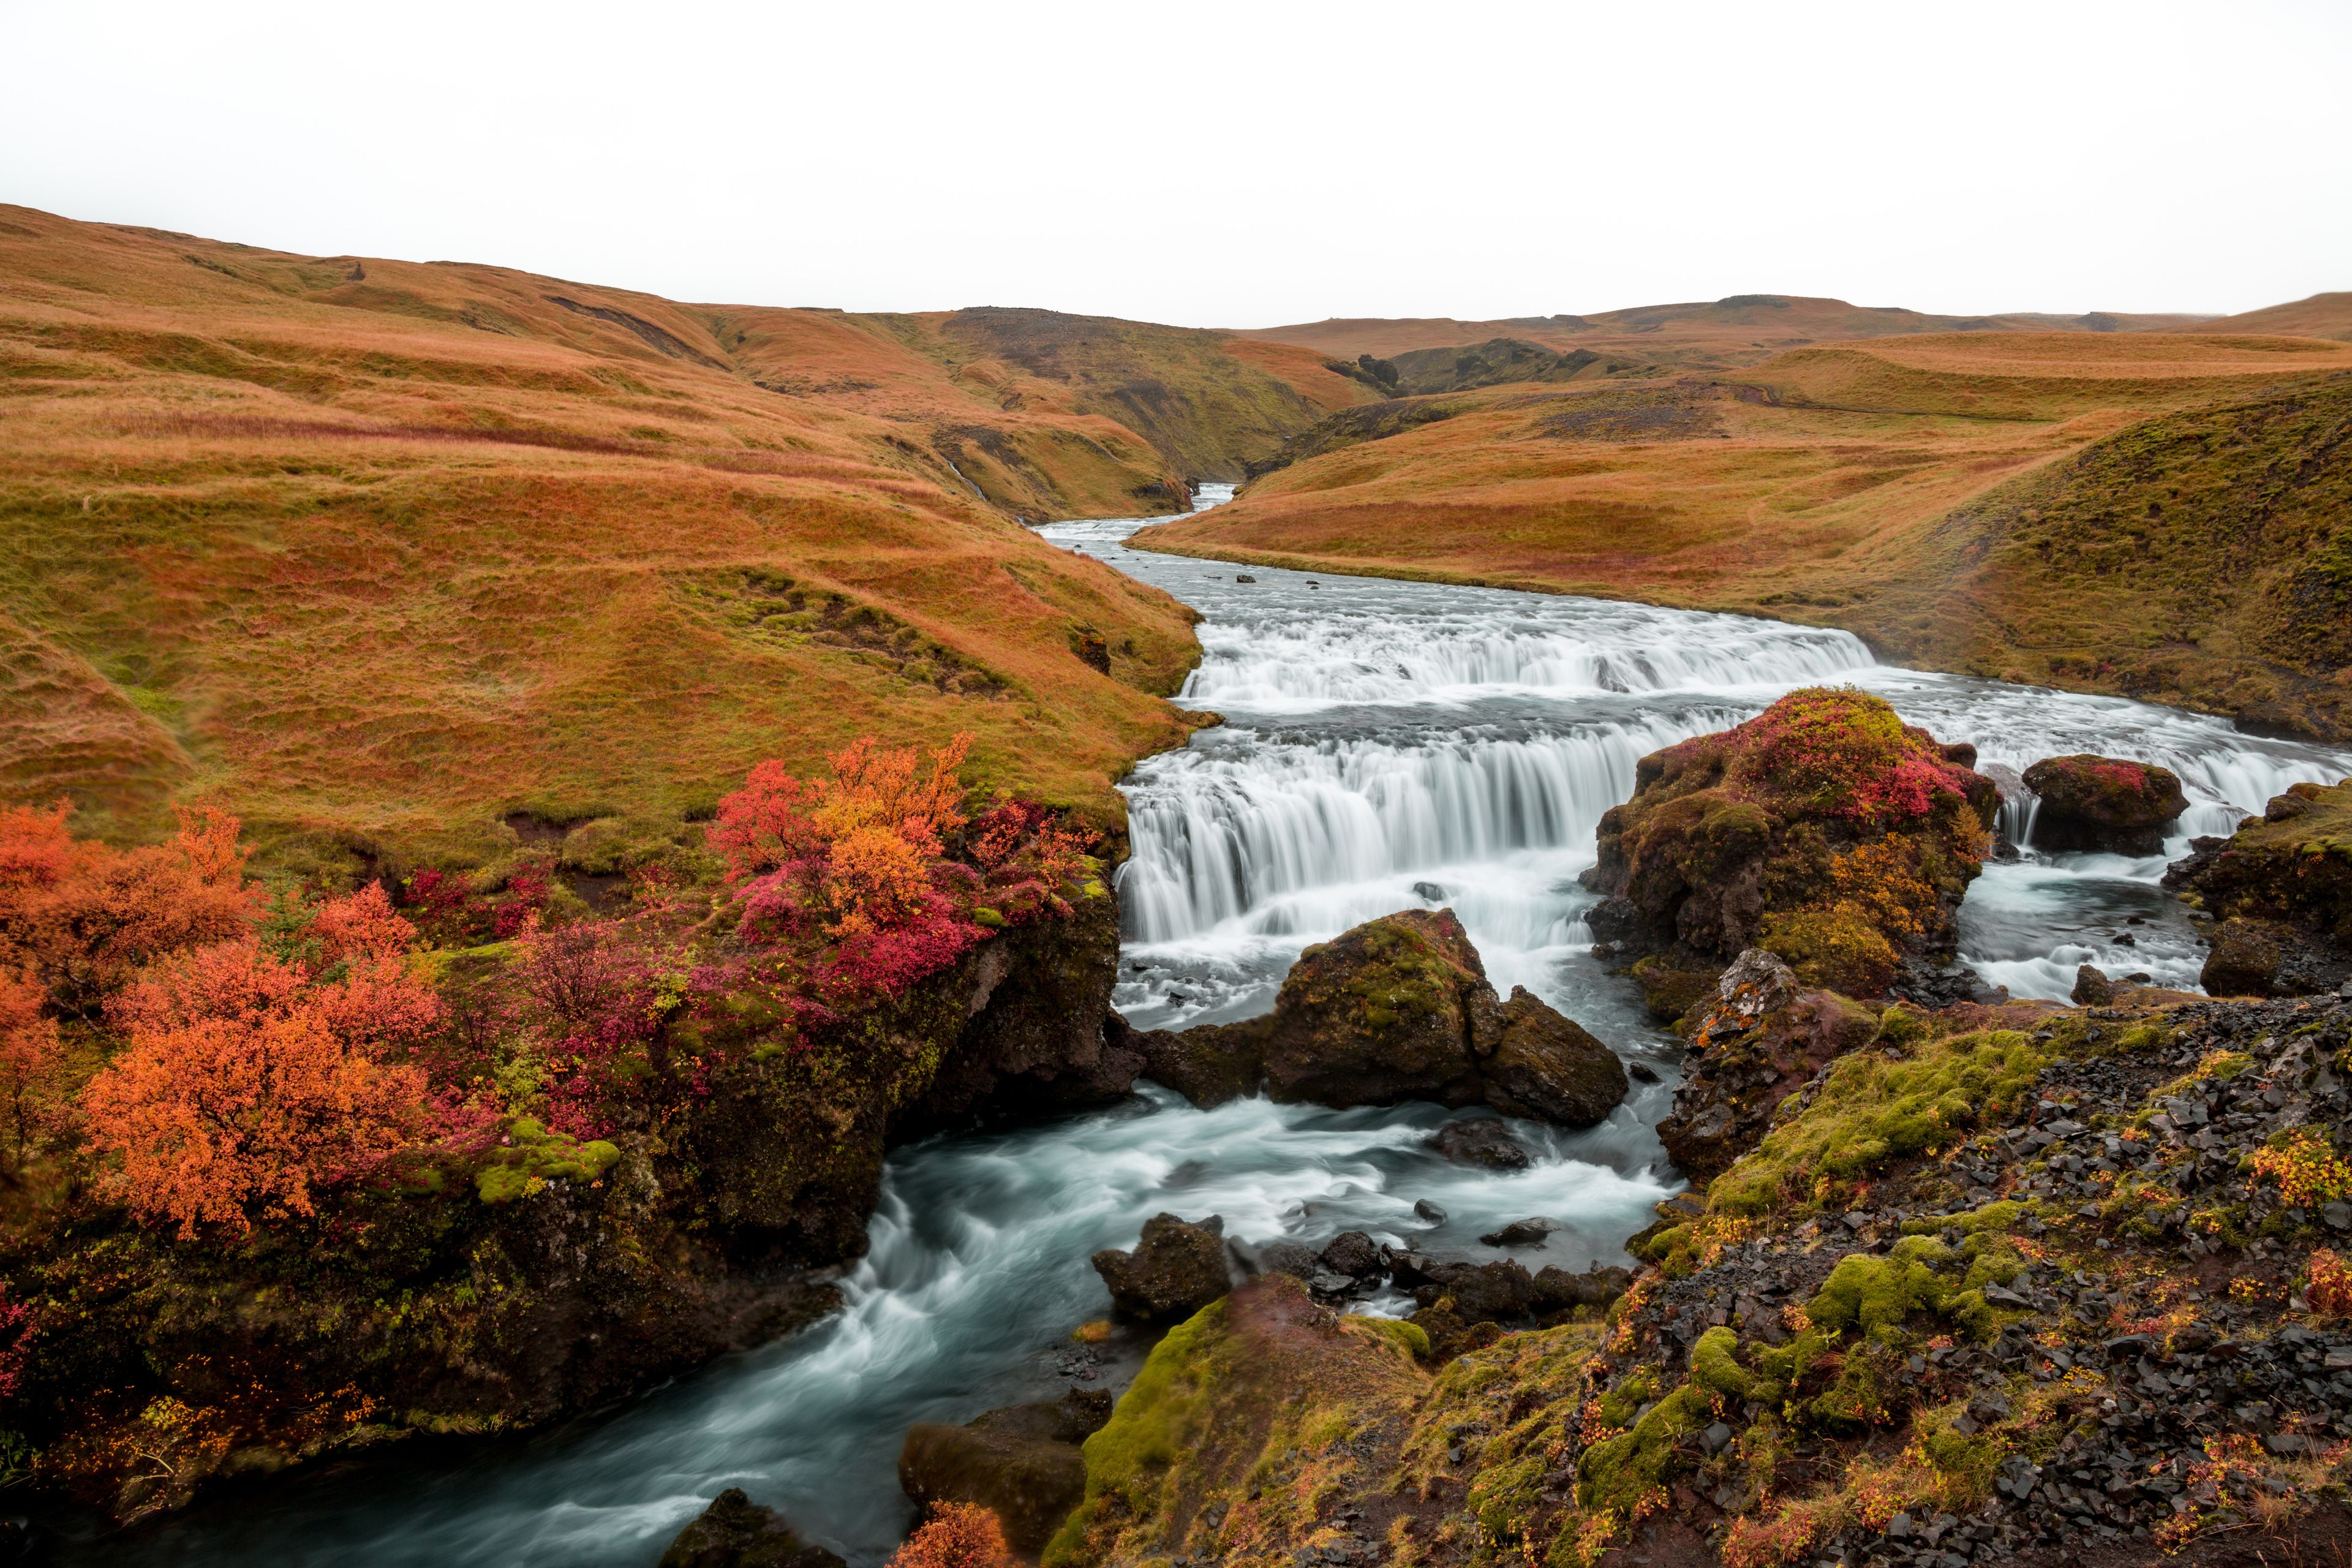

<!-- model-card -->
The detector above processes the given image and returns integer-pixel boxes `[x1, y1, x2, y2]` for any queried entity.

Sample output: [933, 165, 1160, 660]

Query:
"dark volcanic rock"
[1480, 986, 1629, 1127]
[1427, 1118, 1530, 1169]
[2071, 963, 2115, 1006]
[1415, 1259, 1540, 1322]
[1532, 1263, 1632, 1311]
[2021, 753, 2188, 854]
[1479, 1216, 1563, 1248]
[1657, 949, 1880, 1182]
[2173, 780, 2352, 998]
[660, 1488, 845, 1568]
[1320, 1231, 1384, 1278]
[1128, 908, 1629, 1126]
[1091, 1213, 1232, 1321]
[897, 1388, 1112, 1553]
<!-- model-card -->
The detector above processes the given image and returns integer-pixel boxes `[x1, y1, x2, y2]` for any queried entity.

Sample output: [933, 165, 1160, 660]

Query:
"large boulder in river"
[897, 1388, 1112, 1553]
[1091, 1212, 1232, 1321]
[2168, 779, 2352, 998]
[659, 1488, 844, 1568]
[2021, 753, 2187, 853]
[1582, 687, 1997, 1008]
[1128, 909, 1627, 1125]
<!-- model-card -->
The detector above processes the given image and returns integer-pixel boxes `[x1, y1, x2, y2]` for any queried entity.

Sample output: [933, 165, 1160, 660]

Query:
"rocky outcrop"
[1655, 949, 1882, 1182]
[1048, 995, 2352, 1568]
[897, 1388, 1112, 1553]
[2168, 778, 2352, 997]
[13, 897, 1137, 1525]
[1427, 1117, 1530, 1169]
[659, 1488, 845, 1568]
[1128, 908, 1627, 1125]
[1091, 1213, 1232, 1321]
[1583, 688, 1998, 1014]
[2019, 753, 2188, 854]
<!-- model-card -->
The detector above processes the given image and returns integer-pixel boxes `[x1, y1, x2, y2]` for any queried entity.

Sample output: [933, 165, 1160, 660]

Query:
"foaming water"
[106, 488, 2351, 1567]
[107, 1089, 1673, 1568]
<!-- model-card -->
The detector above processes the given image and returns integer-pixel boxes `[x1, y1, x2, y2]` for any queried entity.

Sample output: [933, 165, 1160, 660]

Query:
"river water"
[104, 489, 2352, 1568]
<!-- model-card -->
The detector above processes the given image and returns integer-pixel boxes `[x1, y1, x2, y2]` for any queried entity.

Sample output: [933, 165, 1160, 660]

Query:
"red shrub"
[1729, 688, 1977, 828]
[0, 1284, 31, 1401]
[0, 968, 58, 1170]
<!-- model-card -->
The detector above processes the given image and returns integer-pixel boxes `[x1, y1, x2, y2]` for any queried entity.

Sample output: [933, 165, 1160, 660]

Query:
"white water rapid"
[99, 488, 2351, 1568]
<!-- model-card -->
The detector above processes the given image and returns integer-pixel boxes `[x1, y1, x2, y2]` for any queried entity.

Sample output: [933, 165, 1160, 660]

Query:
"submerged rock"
[2021, 752, 2187, 854]
[1479, 1216, 1564, 1248]
[897, 1388, 1112, 1553]
[1091, 1213, 1232, 1321]
[659, 1488, 845, 1568]
[1427, 1118, 1530, 1169]
[1128, 908, 1629, 1126]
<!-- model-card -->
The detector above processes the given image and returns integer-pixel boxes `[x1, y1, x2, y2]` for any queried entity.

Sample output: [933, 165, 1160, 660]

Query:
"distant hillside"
[860, 307, 1378, 482]
[0, 205, 1234, 869]
[1240, 295, 2222, 371]
[2195, 292, 2352, 342]
[1133, 330, 2352, 739]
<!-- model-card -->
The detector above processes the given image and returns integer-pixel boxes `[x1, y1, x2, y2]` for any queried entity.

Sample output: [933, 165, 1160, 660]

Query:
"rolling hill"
[0, 205, 1368, 873]
[1239, 295, 2222, 371]
[1133, 330, 2352, 739]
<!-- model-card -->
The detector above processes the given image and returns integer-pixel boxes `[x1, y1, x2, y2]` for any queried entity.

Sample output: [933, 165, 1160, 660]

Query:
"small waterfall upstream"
[111, 489, 2352, 1568]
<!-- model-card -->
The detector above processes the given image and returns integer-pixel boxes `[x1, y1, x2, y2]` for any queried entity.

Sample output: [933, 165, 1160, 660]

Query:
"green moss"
[1708, 1028, 2048, 1217]
[1805, 1248, 1994, 1344]
[1576, 1384, 1712, 1513]
[1355, 1315, 1430, 1360]
[1689, 1326, 1772, 1401]
[1046, 1300, 1227, 1565]
[474, 1117, 621, 1204]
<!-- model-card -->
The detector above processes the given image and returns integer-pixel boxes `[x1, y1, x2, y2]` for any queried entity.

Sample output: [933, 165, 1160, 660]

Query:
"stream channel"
[111, 487, 2352, 1567]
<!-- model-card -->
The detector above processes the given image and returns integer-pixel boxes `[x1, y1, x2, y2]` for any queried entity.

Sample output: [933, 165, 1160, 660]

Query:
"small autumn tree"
[80, 886, 438, 1238]
[714, 734, 990, 999]
[0, 969, 58, 1174]
[889, 1502, 1016, 1568]
[0, 802, 260, 1016]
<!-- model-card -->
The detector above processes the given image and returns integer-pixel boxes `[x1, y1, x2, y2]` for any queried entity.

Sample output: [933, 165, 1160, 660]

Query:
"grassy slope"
[1130, 331, 2352, 738]
[859, 307, 1380, 483]
[0, 205, 1226, 867]
[1238, 295, 2222, 371]
[2198, 292, 2352, 342]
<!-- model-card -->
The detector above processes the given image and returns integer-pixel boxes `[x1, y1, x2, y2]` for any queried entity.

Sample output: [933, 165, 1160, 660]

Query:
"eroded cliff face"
[8, 895, 1129, 1524]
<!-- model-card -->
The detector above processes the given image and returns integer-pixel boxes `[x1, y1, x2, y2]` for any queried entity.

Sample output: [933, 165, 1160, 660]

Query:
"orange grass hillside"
[1131, 330, 2352, 739]
[0, 205, 1238, 873]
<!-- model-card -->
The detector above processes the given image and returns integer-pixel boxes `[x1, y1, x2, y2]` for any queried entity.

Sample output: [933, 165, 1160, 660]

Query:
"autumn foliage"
[0, 967, 58, 1172]
[0, 802, 258, 1016]
[81, 884, 438, 1237]
[713, 733, 1094, 1003]
[888, 1502, 1016, 1568]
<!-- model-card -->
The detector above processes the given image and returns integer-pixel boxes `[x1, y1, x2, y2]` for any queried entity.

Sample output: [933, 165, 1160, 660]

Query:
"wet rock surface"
[1091, 1212, 1232, 1321]
[1128, 908, 1629, 1126]
[658, 1488, 845, 1568]
[2020, 753, 2188, 854]
[896, 1388, 1112, 1553]
[2168, 779, 2352, 998]
[1425, 1117, 1531, 1169]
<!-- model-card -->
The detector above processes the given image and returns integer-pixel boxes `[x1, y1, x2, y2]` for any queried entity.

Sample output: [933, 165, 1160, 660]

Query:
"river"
[101, 488, 2352, 1567]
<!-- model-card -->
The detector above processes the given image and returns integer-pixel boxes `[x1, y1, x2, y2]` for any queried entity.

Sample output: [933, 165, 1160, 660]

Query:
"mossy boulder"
[1583, 688, 1996, 1003]
[1128, 908, 1627, 1126]
[1656, 949, 1881, 1182]
[658, 1488, 845, 1568]
[2169, 778, 2352, 997]
[2021, 752, 2187, 853]
[1091, 1213, 1232, 1322]
[898, 1389, 1112, 1553]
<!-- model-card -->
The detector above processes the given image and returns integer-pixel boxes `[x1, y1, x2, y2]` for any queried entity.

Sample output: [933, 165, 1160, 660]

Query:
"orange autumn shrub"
[0, 802, 260, 1016]
[2306, 1250, 2352, 1318]
[0, 967, 59, 1170]
[80, 887, 438, 1238]
[888, 1502, 1015, 1568]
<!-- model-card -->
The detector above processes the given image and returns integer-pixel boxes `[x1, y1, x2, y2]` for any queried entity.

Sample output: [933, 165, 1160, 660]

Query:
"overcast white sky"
[4, 0, 2346, 326]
